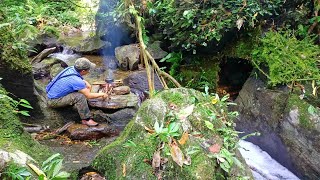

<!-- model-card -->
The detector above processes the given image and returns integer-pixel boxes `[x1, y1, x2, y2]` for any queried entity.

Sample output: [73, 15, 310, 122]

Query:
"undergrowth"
[252, 31, 320, 86]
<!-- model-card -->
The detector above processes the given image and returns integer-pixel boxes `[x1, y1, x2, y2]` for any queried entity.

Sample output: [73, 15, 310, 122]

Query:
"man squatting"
[46, 57, 108, 126]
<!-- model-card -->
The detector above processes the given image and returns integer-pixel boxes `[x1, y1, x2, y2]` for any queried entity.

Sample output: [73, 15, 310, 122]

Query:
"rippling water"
[239, 140, 300, 180]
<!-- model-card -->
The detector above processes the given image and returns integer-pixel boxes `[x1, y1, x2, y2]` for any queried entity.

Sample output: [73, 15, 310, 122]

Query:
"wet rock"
[0, 149, 35, 167]
[50, 63, 65, 78]
[33, 58, 64, 79]
[115, 44, 140, 71]
[123, 70, 164, 93]
[88, 93, 138, 109]
[146, 41, 168, 60]
[31, 47, 57, 64]
[66, 124, 119, 140]
[70, 36, 107, 54]
[234, 76, 320, 179]
[91, 108, 137, 129]
[112, 86, 130, 95]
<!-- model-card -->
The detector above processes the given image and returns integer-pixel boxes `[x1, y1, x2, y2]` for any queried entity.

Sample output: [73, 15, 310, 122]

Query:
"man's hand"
[102, 93, 109, 100]
[79, 88, 107, 99]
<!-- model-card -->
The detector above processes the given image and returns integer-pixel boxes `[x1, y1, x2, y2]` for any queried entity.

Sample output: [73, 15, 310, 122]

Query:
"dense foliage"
[0, 0, 83, 73]
[147, 0, 284, 51]
[252, 31, 320, 86]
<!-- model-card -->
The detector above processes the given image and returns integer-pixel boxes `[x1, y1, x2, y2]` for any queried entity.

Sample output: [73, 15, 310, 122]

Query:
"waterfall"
[238, 140, 300, 180]
[48, 46, 80, 63]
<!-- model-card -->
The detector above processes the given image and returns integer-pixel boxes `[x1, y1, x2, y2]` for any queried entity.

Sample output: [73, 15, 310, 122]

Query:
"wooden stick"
[27, 163, 47, 180]
[126, 2, 181, 95]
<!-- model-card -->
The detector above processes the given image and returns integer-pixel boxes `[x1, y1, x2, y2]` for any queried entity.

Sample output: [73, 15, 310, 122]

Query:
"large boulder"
[234, 77, 320, 179]
[115, 44, 140, 71]
[92, 88, 252, 179]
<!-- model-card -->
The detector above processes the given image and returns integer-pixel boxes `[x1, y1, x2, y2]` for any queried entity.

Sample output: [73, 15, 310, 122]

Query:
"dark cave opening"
[217, 57, 253, 100]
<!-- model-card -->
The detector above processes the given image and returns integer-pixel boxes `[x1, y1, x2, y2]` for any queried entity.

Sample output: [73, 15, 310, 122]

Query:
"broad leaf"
[52, 160, 63, 177]
[154, 121, 160, 133]
[178, 132, 189, 145]
[204, 121, 214, 130]
[177, 105, 194, 121]
[42, 153, 61, 170]
[19, 103, 33, 109]
[170, 141, 184, 167]
[53, 171, 70, 179]
[168, 122, 180, 133]
[20, 99, 31, 105]
[19, 111, 30, 116]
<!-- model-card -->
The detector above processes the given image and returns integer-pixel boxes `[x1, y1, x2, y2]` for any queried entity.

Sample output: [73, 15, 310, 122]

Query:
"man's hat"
[74, 57, 96, 70]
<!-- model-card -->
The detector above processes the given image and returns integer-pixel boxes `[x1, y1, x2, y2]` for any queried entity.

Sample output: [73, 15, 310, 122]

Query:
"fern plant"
[252, 31, 320, 86]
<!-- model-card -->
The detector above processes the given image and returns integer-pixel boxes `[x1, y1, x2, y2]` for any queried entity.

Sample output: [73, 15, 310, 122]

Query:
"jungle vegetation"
[0, 0, 319, 178]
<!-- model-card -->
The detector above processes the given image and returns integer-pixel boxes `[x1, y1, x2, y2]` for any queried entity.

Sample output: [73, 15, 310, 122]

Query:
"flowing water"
[239, 140, 300, 180]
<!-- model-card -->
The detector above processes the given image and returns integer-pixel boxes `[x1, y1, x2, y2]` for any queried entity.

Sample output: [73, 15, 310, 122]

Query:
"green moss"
[93, 88, 248, 179]
[160, 91, 184, 105]
[0, 45, 32, 74]
[0, 87, 51, 162]
[287, 94, 315, 130]
[93, 120, 156, 179]
[0, 133, 51, 162]
[177, 56, 220, 92]
[224, 28, 261, 60]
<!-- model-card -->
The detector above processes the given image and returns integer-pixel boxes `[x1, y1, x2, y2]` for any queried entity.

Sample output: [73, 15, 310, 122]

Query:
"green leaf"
[220, 161, 230, 173]
[19, 103, 33, 109]
[52, 160, 63, 177]
[168, 122, 180, 133]
[42, 154, 61, 170]
[53, 171, 70, 179]
[20, 99, 31, 105]
[39, 174, 45, 180]
[19, 111, 30, 116]
[123, 140, 137, 147]
[17, 168, 31, 177]
[232, 156, 243, 169]
[159, 53, 172, 62]
[308, 105, 317, 115]
[154, 121, 160, 133]
[204, 121, 214, 130]
[0, 23, 11, 29]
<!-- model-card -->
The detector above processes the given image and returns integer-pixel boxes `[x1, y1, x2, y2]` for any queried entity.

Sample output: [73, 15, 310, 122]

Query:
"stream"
[239, 140, 300, 180]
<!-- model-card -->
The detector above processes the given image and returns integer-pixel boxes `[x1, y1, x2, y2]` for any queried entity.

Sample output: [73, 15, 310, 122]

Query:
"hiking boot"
[81, 119, 99, 127]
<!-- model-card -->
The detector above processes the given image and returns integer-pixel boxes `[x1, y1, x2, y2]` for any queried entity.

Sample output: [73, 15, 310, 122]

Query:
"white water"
[48, 47, 80, 63]
[238, 140, 300, 180]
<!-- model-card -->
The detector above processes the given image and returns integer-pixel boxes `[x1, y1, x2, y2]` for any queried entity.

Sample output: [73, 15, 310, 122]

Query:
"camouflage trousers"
[47, 92, 91, 120]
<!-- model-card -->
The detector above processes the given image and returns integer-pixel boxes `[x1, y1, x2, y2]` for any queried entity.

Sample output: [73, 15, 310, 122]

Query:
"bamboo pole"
[27, 163, 47, 180]
[126, 2, 181, 97]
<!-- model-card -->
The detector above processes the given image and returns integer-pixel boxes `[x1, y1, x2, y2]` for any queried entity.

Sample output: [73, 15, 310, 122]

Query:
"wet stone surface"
[66, 123, 120, 140]
[39, 135, 117, 172]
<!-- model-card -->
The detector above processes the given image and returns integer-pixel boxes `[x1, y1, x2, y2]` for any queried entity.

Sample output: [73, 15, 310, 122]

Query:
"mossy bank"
[92, 88, 252, 179]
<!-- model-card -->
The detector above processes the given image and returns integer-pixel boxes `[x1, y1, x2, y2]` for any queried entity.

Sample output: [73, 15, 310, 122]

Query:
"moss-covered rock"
[178, 56, 220, 92]
[279, 94, 320, 179]
[93, 88, 252, 179]
[0, 86, 51, 163]
[234, 76, 320, 179]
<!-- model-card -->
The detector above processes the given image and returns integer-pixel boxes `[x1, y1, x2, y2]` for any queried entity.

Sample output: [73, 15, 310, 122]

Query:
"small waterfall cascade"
[48, 46, 80, 63]
[239, 140, 300, 180]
